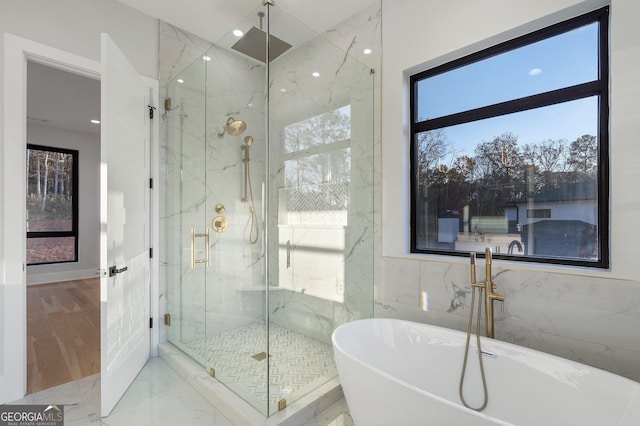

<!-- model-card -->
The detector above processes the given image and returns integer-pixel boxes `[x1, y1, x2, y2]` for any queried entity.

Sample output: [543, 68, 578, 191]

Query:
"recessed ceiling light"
[280, 88, 287, 93]
[90, 119, 100, 124]
[203, 55, 212, 61]
[233, 29, 244, 37]
[312, 72, 320, 77]
[363, 48, 372, 55]
[177, 79, 184, 84]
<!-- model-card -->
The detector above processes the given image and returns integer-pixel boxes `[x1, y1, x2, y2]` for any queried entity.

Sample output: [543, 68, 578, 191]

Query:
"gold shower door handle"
[190, 228, 210, 269]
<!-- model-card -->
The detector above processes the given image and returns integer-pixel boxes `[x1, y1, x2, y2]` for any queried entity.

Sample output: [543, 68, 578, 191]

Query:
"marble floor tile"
[302, 398, 354, 426]
[179, 321, 336, 413]
[10, 357, 233, 426]
[7, 356, 351, 425]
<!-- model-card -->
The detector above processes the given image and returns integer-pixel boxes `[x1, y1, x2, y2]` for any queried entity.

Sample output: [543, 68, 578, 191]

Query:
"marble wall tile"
[374, 254, 640, 382]
[322, 3, 381, 72]
[159, 21, 213, 86]
[266, 5, 379, 344]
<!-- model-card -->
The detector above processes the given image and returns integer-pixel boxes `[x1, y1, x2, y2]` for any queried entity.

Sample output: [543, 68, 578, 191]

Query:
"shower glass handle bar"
[190, 228, 210, 269]
[286, 240, 291, 269]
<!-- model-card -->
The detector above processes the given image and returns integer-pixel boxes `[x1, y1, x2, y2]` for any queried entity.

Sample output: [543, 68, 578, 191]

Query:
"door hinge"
[150, 318, 153, 328]
[164, 313, 171, 326]
[149, 178, 153, 189]
[148, 105, 156, 119]
[149, 247, 153, 258]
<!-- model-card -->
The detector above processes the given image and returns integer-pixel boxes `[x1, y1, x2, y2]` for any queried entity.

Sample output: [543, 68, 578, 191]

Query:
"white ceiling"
[26, 0, 376, 136]
[116, 0, 378, 47]
[27, 61, 101, 136]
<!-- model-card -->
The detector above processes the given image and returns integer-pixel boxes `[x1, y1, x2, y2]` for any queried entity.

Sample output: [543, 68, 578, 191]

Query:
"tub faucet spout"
[484, 247, 504, 338]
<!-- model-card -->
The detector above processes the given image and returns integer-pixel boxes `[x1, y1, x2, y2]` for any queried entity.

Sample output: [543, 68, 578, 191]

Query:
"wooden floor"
[26, 278, 100, 394]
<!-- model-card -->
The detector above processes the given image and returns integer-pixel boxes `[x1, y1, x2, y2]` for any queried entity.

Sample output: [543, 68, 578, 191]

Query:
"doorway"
[25, 60, 101, 394]
[1, 33, 158, 410]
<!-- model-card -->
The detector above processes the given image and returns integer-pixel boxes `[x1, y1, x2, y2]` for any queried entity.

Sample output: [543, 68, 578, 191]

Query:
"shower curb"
[158, 342, 343, 425]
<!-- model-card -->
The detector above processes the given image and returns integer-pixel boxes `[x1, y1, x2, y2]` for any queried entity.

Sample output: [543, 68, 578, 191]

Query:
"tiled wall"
[374, 256, 640, 381]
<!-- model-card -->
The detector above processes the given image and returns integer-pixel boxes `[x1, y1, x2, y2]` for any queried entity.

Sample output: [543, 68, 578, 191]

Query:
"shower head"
[231, 27, 291, 63]
[231, 11, 292, 63]
[218, 117, 247, 138]
[244, 136, 254, 146]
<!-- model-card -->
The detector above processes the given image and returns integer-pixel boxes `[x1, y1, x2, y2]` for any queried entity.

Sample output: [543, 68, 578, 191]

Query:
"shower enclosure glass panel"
[266, 5, 375, 415]
[202, 26, 268, 413]
[165, 56, 208, 367]
[163, 1, 376, 418]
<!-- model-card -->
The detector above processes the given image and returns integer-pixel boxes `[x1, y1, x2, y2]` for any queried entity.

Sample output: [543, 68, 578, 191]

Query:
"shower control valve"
[212, 216, 228, 233]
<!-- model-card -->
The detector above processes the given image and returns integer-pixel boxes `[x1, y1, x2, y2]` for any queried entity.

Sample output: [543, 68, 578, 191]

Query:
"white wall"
[0, 0, 157, 78]
[26, 123, 100, 285]
[378, 0, 640, 381]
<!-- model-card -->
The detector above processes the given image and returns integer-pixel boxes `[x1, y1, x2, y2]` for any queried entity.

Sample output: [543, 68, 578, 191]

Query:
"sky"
[416, 22, 599, 158]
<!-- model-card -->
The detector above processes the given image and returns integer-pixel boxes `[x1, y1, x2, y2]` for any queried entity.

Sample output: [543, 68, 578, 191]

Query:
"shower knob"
[212, 216, 228, 233]
[215, 204, 225, 214]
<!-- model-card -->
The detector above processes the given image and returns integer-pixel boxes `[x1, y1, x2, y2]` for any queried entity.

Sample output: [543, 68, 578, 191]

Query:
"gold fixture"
[241, 137, 253, 203]
[215, 204, 225, 214]
[460, 250, 491, 412]
[218, 117, 247, 138]
[278, 398, 287, 411]
[251, 352, 271, 362]
[190, 228, 210, 269]
[469, 247, 504, 339]
[483, 247, 504, 338]
[209, 368, 215, 378]
[212, 216, 228, 233]
[163, 313, 171, 326]
[241, 137, 259, 244]
[470, 247, 504, 338]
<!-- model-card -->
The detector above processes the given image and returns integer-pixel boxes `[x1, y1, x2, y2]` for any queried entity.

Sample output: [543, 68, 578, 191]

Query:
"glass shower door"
[165, 53, 208, 368]
[201, 25, 269, 414]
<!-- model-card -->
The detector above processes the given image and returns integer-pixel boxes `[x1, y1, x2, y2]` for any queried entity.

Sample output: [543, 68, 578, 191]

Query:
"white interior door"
[100, 33, 150, 417]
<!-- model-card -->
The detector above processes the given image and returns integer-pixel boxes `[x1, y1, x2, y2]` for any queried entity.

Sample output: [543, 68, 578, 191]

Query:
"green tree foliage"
[26, 147, 73, 222]
[416, 131, 598, 242]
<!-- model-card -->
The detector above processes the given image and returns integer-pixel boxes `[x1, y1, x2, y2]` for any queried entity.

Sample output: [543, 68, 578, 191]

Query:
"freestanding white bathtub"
[332, 318, 640, 426]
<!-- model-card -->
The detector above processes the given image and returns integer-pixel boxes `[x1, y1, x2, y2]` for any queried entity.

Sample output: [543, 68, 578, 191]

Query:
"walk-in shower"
[162, 1, 376, 417]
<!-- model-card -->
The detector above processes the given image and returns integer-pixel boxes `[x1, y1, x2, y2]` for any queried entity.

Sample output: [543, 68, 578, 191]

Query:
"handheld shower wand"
[242, 136, 259, 245]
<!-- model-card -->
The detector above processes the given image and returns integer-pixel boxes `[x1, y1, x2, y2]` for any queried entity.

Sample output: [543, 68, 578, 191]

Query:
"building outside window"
[26, 144, 79, 265]
[410, 7, 609, 267]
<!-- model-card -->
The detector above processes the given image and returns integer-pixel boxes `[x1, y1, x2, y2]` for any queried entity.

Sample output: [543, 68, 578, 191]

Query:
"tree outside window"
[26, 144, 79, 265]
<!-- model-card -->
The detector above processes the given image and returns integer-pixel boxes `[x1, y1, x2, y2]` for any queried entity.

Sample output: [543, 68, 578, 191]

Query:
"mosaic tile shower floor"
[181, 322, 337, 412]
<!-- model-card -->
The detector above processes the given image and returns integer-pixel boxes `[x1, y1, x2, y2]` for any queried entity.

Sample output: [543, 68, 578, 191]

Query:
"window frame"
[409, 6, 609, 268]
[26, 143, 79, 265]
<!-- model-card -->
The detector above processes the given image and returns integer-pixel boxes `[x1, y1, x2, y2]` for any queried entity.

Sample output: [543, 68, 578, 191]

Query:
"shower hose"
[459, 284, 489, 411]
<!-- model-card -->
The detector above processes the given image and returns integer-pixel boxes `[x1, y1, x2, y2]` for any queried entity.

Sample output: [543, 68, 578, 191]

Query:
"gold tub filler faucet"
[472, 247, 505, 338]
[459, 247, 506, 412]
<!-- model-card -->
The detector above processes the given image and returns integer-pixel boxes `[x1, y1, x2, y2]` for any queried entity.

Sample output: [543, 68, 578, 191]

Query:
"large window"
[26, 144, 79, 265]
[410, 7, 609, 267]
[278, 105, 351, 303]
